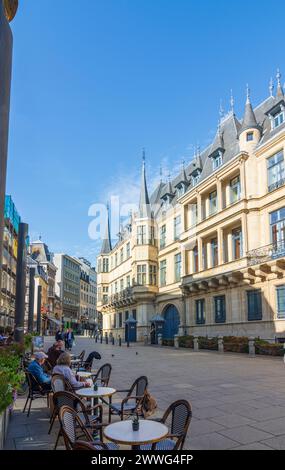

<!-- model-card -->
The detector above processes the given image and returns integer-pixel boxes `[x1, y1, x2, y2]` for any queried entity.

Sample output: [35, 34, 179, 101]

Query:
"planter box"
[0, 408, 10, 449]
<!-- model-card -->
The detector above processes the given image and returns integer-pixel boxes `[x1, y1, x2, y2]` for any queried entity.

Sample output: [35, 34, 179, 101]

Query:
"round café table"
[76, 371, 93, 380]
[76, 387, 116, 416]
[104, 419, 169, 450]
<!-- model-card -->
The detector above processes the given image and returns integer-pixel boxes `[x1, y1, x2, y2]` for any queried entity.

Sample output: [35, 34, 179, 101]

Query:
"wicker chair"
[91, 363, 112, 387]
[140, 400, 192, 450]
[107, 376, 148, 423]
[77, 351, 101, 372]
[73, 440, 108, 450]
[22, 371, 51, 417]
[49, 391, 104, 449]
[51, 373, 74, 393]
[59, 405, 118, 450]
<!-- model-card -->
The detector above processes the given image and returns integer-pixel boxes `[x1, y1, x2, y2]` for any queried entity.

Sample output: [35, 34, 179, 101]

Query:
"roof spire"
[139, 149, 151, 218]
[230, 89, 234, 113]
[100, 203, 112, 254]
[269, 77, 274, 97]
[238, 85, 259, 136]
[219, 100, 224, 120]
[276, 68, 284, 98]
[159, 164, 163, 183]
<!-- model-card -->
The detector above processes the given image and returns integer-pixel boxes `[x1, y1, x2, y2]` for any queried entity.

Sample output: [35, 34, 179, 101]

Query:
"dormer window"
[176, 184, 185, 198]
[267, 102, 285, 130]
[212, 152, 223, 170]
[273, 109, 284, 129]
[192, 173, 200, 186]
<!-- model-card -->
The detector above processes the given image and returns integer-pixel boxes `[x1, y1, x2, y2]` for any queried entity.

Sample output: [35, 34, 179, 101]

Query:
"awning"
[46, 316, 62, 326]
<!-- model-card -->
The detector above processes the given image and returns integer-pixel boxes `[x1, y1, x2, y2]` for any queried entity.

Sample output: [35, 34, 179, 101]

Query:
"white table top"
[76, 371, 92, 378]
[76, 386, 116, 398]
[104, 420, 168, 446]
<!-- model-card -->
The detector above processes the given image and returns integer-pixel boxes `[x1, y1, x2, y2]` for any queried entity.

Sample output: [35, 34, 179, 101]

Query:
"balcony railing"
[247, 240, 285, 266]
[268, 178, 285, 193]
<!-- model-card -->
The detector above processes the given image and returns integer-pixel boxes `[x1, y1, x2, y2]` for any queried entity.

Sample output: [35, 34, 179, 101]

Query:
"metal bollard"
[112, 336, 115, 346]
[106, 335, 108, 345]
[95, 335, 97, 343]
[119, 336, 122, 347]
[100, 335, 103, 344]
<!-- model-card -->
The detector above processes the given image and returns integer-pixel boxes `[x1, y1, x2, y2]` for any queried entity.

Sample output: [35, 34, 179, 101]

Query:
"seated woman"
[53, 352, 91, 390]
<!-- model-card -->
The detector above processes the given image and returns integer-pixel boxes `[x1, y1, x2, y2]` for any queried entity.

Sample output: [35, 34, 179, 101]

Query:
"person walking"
[65, 328, 74, 351]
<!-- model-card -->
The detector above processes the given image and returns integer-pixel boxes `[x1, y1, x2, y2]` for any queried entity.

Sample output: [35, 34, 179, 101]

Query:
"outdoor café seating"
[106, 375, 148, 423]
[58, 405, 119, 450]
[139, 399, 192, 450]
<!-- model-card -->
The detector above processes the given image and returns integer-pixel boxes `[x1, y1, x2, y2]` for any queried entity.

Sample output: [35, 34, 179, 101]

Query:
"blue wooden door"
[163, 305, 180, 339]
[125, 323, 137, 342]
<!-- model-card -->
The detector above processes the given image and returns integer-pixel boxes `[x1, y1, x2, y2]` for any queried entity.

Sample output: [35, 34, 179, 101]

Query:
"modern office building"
[97, 73, 285, 342]
[0, 196, 20, 327]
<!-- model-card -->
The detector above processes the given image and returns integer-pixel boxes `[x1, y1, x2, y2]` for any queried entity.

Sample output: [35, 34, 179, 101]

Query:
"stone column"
[218, 335, 224, 353]
[217, 227, 224, 265]
[216, 178, 223, 211]
[0, 5, 13, 295]
[248, 337, 255, 356]
[198, 237, 203, 272]
[227, 232, 233, 262]
[174, 334, 179, 349]
[225, 182, 231, 207]
[157, 333, 162, 346]
[193, 335, 199, 351]
[14, 222, 28, 343]
[197, 193, 202, 222]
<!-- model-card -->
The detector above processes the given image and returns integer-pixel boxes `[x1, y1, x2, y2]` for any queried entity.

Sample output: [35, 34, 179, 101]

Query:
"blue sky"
[6, 0, 285, 264]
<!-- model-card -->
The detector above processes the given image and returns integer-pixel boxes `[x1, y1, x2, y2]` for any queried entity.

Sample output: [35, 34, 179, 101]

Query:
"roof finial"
[230, 89, 234, 113]
[181, 159, 185, 170]
[159, 165, 163, 183]
[168, 171, 171, 182]
[277, 68, 281, 87]
[246, 84, 250, 104]
[269, 77, 274, 97]
[142, 148, 146, 164]
[219, 100, 224, 120]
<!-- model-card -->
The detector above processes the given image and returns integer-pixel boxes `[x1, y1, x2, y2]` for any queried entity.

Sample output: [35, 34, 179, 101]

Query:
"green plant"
[223, 336, 249, 353]
[198, 336, 218, 351]
[255, 339, 284, 356]
[0, 346, 25, 413]
[178, 336, 194, 348]
[162, 338, 174, 347]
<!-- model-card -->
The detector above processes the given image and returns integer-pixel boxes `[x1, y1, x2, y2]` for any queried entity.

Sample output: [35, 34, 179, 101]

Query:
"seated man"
[28, 352, 51, 391]
[47, 340, 64, 367]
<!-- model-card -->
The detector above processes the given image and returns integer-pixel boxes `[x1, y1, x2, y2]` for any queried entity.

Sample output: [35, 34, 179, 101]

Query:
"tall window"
[137, 264, 146, 285]
[115, 282, 118, 293]
[270, 207, 285, 248]
[115, 253, 118, 267]
[160, 225, 166, 249]
[120, 278, 124, 291]
[211, 238, 218, 267]
[196, 299, 205, 324]
[277, 286, 285, 319]
[193, 246, 199, 273]
[120, 248, 124, 264]
[126, 275, 131, 288]
[209, 190, 217, 215]
[132, 309, 137, 320]
[232, 228, 243, 260]
[214, 296, 226, 323]
[103, 258, 109, 273]
[149, 265, 157, 285]
[174, 215, 182, 240]
[247, 290, 262, 321]
[125, 311, 129, 321]
[126, 242, 131, 258]
[272, 109, 284, 129]
[137, 225, 146, 245]
[190, 203, 198, 226]
[267, 151, 285, 192]
[192, 172, 201, 186]
[212, 152, 223, 170]
[160, 260, 167, 286]
[149, 226, 155, 245]
[174, 253, 182, 282]
[118, 312, 122, 327]
[230, 176, 241, 204]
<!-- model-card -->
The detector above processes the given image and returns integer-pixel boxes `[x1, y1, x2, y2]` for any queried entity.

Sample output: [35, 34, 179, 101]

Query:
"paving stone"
[187, 432, 238, 450]
[211, 414, 257, 428]
[261, 434, 285, 450]
[218, 425, 274, 444]
[190, 419, 226, 437]
[250, 417, 285, 436]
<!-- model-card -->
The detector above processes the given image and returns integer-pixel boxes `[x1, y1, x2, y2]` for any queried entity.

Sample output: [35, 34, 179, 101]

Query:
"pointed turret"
[239, 85, 259, 135]
[100, 204, 112, 254]
[138, 150, 152, 218]
[210, 120, 225, 156]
